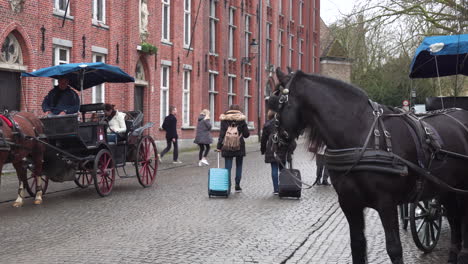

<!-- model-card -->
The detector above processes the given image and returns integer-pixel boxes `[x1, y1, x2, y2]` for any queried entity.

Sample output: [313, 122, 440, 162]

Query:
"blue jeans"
[270, 162, 283, 193]
[225, 156, 243, 186]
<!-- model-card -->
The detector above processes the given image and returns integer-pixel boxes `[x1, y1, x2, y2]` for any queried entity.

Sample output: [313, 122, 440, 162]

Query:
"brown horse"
[0, 111, 46, 207]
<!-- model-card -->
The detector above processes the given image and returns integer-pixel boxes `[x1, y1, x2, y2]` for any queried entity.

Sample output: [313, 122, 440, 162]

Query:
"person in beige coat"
[104, 103, 127, 142]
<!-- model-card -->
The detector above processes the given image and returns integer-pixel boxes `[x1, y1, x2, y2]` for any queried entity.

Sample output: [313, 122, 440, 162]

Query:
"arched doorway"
[134, 59, 148, 113]
[0, 33, 25, 111]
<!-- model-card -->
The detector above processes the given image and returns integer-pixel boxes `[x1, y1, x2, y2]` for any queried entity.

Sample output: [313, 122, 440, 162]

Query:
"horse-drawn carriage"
[20, 62, 158, 199]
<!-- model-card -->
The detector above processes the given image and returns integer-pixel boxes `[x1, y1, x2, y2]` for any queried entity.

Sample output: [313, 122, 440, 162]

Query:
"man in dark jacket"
[216, 104, 250, 192]
[42, 78, 80, 116]
[160, 105, 181, 163]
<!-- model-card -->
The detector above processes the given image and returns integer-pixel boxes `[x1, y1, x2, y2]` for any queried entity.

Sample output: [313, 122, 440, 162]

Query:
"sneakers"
[157, 154, 162, 163]
[235, 185, 242, 192]
[322, 180, 331, 186]
[198, 161, 203, 167]
[172, 160, 183, 164]
[273, 191, 279, 195]
[201, 158, 210, 166]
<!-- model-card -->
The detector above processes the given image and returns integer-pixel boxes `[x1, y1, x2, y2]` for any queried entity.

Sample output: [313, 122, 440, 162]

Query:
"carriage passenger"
[42, 78, 80, 116]
[104, 103, 127, 143]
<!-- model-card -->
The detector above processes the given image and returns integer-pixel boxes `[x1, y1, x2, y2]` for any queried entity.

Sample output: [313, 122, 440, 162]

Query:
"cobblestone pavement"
[0, 142, 450, 264]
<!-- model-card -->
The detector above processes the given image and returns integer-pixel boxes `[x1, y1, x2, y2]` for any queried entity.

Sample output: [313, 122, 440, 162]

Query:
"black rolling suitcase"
[278, 167, 302, 198]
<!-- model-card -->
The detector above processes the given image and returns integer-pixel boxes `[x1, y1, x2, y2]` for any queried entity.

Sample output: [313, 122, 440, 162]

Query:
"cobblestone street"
[0, 142, 450, 264]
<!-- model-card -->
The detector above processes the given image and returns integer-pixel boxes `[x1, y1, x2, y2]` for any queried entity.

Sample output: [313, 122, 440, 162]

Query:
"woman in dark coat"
[261, 110, 294, 194]
[216, 105, 250, 192]
[194, 109, 213, 166]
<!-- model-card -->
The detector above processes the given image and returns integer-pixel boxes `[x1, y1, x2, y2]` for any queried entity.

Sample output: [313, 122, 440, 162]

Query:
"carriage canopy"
[409, 34, 468, 78]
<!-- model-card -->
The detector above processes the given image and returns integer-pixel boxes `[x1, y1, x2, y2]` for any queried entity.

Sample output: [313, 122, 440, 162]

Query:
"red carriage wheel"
[135, 135, 158, 187]
[74, 170, 93, 188]
[25, 172, 49, 197]
[92, 149, 115, 197]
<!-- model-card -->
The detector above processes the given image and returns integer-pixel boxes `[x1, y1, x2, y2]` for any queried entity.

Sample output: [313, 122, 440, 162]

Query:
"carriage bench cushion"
[325, 148, 408, 176]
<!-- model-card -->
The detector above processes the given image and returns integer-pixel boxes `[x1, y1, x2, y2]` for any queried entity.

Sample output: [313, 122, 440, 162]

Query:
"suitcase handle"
[217, 151, 221, 168]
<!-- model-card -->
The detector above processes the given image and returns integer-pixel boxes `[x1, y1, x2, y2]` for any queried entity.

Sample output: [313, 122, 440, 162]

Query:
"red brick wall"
[0, 0, 320, 141]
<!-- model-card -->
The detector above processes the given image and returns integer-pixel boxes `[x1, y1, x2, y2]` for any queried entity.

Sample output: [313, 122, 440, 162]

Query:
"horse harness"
[0, 112, 40, 152]
[272, 76, 468, 195]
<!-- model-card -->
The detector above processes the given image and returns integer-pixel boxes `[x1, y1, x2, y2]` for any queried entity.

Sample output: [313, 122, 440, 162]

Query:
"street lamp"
[241, 39, 258, 64]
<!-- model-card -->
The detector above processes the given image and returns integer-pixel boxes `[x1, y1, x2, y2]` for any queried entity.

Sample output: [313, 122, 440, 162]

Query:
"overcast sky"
[320, 0, 357, 25]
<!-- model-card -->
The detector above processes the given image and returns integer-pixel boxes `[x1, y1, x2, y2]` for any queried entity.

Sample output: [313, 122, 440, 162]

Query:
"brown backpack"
[222, 123, 241, 151]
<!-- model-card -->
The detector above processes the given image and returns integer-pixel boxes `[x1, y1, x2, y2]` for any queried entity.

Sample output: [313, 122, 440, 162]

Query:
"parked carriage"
[398, 34, 468, 253]
[21, 62, 158, 197]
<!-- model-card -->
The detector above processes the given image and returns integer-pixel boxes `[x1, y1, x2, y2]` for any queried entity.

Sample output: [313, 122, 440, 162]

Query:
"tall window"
[244, 15, 251, 58]
[53, 46, 70, 86]
[279, 0, 282, 14]
[162, 0, 171, 42]
[228, 7, 236, 58]
[209, 0, 217, 53]
[266, 23, 271, 66]
[182, 70, 191, 126]
[208, 73, 218, 122]
[266, 0, 271, 7]
[183, 0, 191, 48]
[289, 0, 293, 20]
[160, 66, 170, 124]
[92, 53, 106, 103]
[54, 0, 70, 13]
[288, 34, 294, 67]
[244, 79, 251, 122]
[298, 39, 303, 70]
[228, 76, 236, 106]
[299, 0, 304, 25]
[278, 30, 283, 67]
[93, 0, 106, 24]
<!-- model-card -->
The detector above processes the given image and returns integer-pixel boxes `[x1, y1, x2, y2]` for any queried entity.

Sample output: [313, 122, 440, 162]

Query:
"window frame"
[160, 66, 170, 124]
[228, 7, 236, 59]
[93, 0, 106, 24]
[243, 78, 251, 122]
[54, 0, 70, 14]
[288, 34, 294, 67]
[244, 15, 251, 58]
[182, 70, 191, 127]
[209, 0, 218, 54]
[298, 38, 304, 70]
[162, 0, 171, 43]
[208, 72, 218, 122]
[278, 30, 283, 67]
[183, 0, 191, 48]
[92, 53, 106, 103]
[266, 22, 272, 66]
[227, 75, 236, 106]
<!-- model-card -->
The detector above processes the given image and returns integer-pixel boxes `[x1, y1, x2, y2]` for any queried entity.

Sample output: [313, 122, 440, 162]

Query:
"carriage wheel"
[92, 149, 115, 197]
[74, 170, 93, 188]
[399, 203, 409, 230]
[409, 199, 443, 253]
[25, 172, 49, 197]
[135, 136, 158, 187]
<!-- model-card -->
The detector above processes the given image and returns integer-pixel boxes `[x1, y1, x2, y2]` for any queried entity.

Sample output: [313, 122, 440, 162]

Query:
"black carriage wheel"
[409, 199, 442, 253]
[74, 170, 93, 188]
[25, 172, 49, 197]
[92, 149, 115, 197]
[135, 136, 158, 188]
[399, 204, 409, 230]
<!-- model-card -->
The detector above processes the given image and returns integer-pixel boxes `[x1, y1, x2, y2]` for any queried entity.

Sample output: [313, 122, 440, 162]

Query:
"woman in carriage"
[103, 103, 127, 142]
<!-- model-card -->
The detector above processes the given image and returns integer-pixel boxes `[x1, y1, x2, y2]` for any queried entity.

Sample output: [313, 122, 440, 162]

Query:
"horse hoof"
[33, 199, 43, 205]
[12, 202, 23, 208]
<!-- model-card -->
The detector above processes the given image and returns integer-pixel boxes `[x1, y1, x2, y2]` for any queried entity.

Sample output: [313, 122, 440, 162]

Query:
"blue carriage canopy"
[409, 34, 468, 78]
[21, 62, 135, 89]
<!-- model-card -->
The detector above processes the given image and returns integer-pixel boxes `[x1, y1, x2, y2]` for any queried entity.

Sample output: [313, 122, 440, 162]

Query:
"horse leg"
[340, 199, 367, 264]
[12, 162, 26, 208]
[441, 195, 462, 263]
[377, 205, 404, 264]
[32, 152, 44, 205]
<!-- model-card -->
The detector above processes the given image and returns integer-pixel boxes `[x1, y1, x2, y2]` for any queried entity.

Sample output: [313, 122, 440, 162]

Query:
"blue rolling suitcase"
[208, 152, 230, 197]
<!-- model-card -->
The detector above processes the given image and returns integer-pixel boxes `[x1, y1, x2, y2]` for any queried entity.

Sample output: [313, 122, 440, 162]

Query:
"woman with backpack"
[194, 109, 213, 166]
[216, 104, 250, 192]
[261, 110, 294, 195]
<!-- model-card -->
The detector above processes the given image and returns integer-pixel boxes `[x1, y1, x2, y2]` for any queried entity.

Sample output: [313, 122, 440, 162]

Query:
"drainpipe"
[256, 1, 262, 141]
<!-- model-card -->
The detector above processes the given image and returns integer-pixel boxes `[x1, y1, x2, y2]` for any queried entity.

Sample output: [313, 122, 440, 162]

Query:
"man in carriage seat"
[103, 103, 127, 143]
[42, 78, 80, 116]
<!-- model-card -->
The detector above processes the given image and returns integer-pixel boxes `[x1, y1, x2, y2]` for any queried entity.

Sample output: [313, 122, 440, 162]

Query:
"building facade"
[0, 0, 320, 144]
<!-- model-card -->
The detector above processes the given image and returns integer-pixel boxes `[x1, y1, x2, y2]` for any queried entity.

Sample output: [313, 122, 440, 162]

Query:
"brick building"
[0, 0, 320, 145]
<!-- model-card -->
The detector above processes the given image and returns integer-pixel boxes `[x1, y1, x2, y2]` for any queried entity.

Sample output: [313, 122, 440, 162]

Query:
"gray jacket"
[194, 114, 213, 145]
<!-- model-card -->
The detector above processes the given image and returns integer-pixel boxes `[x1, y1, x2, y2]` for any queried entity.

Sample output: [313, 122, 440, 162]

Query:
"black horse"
[268, 68, 468, 264]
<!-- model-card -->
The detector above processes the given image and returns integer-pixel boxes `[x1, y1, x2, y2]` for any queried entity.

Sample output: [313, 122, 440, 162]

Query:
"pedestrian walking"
[194, 109, 213, 166]
[159, 105, 182, 164]
[261, 110, 294, 195]
[314, 145, 330, 185]
[216, 104, 250, 192]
